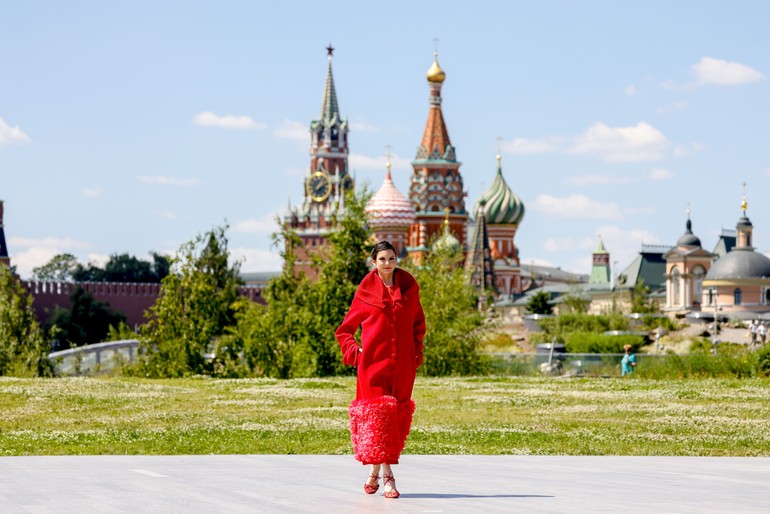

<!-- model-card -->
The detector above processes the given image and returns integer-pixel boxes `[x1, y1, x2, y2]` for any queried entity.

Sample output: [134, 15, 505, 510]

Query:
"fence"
[48, 339, 140, 376]
[487, 352, 664, 377]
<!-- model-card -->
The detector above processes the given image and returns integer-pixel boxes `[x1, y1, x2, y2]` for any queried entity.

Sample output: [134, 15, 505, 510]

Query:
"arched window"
[693, 266, 705, 304]
[765, 288, 770, 305]
[734, 288, 742, 305]
[672, 268, 681, 306]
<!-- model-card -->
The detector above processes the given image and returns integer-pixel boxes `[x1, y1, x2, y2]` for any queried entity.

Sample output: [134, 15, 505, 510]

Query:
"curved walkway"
[0, 455, 767, 513]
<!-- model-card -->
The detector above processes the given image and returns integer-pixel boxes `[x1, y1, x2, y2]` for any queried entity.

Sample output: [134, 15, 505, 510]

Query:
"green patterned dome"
[475, 156, 525, 225]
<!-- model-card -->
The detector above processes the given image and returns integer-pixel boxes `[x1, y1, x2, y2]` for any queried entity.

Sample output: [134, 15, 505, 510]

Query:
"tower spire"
[320, 44, 340, 123]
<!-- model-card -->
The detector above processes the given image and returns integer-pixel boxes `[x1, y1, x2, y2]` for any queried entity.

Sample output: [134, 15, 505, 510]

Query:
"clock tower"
[285, 46, 353, 278]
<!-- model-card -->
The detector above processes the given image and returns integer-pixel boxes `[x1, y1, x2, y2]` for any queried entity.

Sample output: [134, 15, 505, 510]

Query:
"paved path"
[1, 455, 768, 513]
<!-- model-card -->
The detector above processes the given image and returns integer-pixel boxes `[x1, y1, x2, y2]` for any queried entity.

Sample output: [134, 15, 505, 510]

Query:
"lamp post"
[712, 289, 720, 355]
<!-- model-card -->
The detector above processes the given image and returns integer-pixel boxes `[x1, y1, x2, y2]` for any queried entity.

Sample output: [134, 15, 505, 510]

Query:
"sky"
[2, 1, 770, 280]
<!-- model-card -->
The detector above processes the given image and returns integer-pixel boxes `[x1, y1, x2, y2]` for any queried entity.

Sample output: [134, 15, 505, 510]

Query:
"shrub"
[565, 331, 643, 353]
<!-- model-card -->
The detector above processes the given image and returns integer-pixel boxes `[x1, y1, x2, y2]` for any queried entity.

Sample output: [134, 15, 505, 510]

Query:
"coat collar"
[355, 268, 418, 308]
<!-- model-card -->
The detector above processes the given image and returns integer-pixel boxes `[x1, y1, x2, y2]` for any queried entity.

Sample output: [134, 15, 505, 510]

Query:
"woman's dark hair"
[371, 240, 397, 261]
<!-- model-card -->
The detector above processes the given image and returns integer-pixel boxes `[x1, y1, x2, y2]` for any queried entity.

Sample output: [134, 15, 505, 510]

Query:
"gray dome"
[676, 219, 701, 247]
[705, 248, 770, 280]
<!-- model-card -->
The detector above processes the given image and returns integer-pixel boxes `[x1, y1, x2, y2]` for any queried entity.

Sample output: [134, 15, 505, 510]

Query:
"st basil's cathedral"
[285, 47, 526, 299]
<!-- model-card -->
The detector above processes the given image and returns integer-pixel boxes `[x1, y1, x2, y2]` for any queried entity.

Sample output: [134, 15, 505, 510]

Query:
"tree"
[561, 288, 590, 314]
[137, 225, 242, 377]
[73, 253, 171, 283]
[630, 279, 658, 314]
[403, 242, 487, 376]
[526, 290, 553, 315]
[0, 266, 52, 376]
[234, 187, 372, 378]
[32, 253, 79, 282]
[47, 287, 127, 349]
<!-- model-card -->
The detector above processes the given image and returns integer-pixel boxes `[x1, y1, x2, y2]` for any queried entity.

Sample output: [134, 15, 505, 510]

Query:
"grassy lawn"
[2, 376, 770, 456]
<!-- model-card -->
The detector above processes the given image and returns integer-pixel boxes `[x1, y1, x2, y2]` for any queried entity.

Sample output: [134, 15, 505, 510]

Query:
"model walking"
[336, 241, 426, 498]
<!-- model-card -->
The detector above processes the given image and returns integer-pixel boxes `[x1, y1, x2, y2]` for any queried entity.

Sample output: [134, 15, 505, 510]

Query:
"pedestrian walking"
[336, 241, 426, 499]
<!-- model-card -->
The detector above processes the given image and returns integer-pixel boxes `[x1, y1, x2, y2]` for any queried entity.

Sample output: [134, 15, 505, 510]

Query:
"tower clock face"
[308, 171, 332, 203]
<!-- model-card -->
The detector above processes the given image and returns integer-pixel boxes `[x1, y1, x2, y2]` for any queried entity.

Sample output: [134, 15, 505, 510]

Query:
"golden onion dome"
[426, 52, 446, 83]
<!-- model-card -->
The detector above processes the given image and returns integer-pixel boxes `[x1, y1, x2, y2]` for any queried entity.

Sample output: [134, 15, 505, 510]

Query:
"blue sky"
[2, 1, 769, 279]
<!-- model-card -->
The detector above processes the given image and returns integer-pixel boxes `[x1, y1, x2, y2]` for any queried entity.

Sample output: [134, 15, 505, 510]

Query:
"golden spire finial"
[741, 181, 748, 214]
[426, 39, 446, 83]
[443, 206, 451, 227]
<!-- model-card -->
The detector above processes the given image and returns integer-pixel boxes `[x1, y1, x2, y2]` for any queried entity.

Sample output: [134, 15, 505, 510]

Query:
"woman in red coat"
[336, 240, 426, 499]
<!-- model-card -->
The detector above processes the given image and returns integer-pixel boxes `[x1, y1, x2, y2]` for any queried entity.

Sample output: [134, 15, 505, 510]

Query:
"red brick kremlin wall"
[23, 281, 264, 329]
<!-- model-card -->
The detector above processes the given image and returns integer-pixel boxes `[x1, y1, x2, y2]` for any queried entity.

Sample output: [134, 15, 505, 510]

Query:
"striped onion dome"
[366, 165, 416, 229]
[474, 155, 525, 225]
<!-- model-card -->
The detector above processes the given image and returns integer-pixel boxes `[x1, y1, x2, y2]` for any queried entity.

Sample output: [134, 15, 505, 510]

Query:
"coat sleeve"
[336, 298, 366, 366]
[413, 296, 427, 368]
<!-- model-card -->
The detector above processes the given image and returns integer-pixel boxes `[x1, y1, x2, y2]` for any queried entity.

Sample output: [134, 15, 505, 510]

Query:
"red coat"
[336, 267, 426, 464]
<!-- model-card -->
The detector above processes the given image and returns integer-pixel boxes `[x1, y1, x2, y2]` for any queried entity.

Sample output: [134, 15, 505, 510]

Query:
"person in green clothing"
[621, 344, 637, 376]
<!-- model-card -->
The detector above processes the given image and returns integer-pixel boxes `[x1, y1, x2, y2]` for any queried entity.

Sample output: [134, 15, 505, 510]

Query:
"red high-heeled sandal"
[364, 474, 380, 494]
[382, 473, 399, 499]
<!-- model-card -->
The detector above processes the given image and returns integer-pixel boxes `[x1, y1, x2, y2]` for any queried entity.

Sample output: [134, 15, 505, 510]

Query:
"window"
[734, 288, 742, 305]
[693, 266, 705, 304]
[707, 288, 716, 306]
[766, 288, 770, 305]
[672, 268, 681, 306]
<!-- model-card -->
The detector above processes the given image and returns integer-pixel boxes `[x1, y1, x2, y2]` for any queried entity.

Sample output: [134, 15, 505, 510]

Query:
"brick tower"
[285, 46, 353, 277]
[407, 51, 468, 264]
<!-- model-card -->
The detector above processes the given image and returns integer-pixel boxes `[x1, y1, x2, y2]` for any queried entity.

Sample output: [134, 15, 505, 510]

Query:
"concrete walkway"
[1, 455, 768, 513]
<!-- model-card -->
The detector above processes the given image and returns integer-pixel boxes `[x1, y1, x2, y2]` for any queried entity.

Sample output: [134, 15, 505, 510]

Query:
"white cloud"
[81, 187, 104, 197]
[192, 111, 267, 130]
[156, 210, 178, 220]
[138, 175, 199, 186]
[349, 152, 411, 170]
[564, 174, 637, 186]
[693, 57, 763, 86]
[543, 236, 595, 253]
[505, 122, 669, 162]
[349, 120, 378, 132]
[232, 212, 281, 235]
[649, 168, 673, 181]
[86, 253, 110, 267]
[229, 248, 283, 272]
[656, 100, 688, 114]
[0, 117, 31, 145]
[624, 85, 637, 95]
[531, 194, 623, 220]
[504, 138, 560, 155]
[274, 119, 308, 140]
[662, 57, 763, 90]
[673, 143, 704, 158]
[7, 236, 92, 279]
[571, 122, 668, 162]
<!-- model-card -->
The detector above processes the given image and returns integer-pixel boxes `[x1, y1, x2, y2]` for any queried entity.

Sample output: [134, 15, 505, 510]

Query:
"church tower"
[407, 51, 468, 264]
[589, 237, 611, 285]
[0, 200, 10, 268]
[285, 46, 354, 277]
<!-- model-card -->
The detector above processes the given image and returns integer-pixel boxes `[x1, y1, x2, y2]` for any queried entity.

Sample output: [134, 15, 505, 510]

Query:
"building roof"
[712, 230, 736, 259]
[319, 50, 340, 124]
[366, 166, 416, 229]
[705, 247, 770, 281]
[618, 245, 668, 291]
[474, 155, 525, 225]
[676, 217, 702, 247]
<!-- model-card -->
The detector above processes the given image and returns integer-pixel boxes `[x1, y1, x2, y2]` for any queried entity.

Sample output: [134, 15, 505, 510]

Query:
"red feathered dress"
[336, 267, 426, 465]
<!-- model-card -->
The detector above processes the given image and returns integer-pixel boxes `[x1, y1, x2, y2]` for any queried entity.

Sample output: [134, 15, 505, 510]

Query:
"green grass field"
[2, 376, 769, 456]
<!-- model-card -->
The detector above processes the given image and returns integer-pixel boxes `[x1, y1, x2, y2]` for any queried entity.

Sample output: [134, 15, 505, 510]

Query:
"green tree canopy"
[32, 253, 79, 282]
[47, 287, 127, 349]
[403, 242, 487, 376]
[73, 253, 171, 283]
[0, 266, 52, 376]
[526, 290, 554, 315]
[137, 226, 242, 377]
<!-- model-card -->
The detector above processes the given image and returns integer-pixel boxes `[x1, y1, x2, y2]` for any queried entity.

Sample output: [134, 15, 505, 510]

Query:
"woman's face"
[374, 249, 397, 277]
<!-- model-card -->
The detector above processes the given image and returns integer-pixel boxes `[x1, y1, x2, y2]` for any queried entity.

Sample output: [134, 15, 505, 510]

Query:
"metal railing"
[48, 339, 140, 376]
